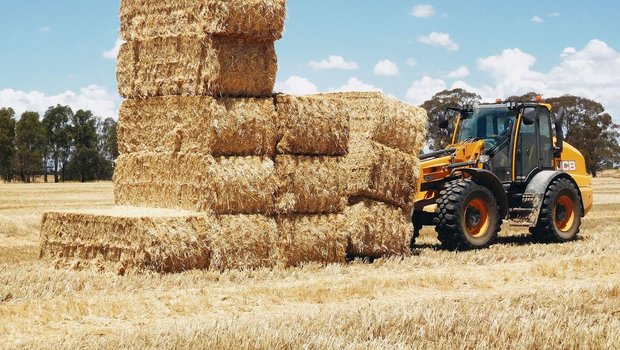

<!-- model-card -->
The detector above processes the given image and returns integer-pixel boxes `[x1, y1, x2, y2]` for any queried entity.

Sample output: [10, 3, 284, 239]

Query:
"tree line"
[0, 105, 118, 183]
[421, 90, 620, 177]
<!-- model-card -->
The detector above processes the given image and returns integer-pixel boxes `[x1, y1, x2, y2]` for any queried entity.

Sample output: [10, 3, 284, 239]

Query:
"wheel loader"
[412, 97, 593, 250]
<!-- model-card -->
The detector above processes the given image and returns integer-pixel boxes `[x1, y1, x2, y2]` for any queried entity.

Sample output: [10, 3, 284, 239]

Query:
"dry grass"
[1, 178, 619, 349]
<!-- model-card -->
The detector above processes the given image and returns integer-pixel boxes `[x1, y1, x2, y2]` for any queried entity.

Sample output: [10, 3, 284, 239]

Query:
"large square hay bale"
[322, 92, 428, 155]
[209, 215, 278, 271]
[114, 153, 276, 214]
[117, 35, 277, 98]
[275, 156, 345, 214]
[120, 0, 287, 42]
[275, 94, 350, 156]
[345, 199, 412, 258]
[275, 214, 348, 267]
[118, 96, 277, 156]
[345, 136, 421, 209]
[39, 207, 213, 274]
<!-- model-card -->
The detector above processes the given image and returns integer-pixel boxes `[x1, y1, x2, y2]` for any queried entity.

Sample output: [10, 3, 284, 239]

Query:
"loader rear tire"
[434, 179, 501, 250]
[530, 178, 582, 242]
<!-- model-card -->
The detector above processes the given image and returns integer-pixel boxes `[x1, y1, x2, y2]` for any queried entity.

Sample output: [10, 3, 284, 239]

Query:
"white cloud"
[548, 12, 561, 18]
[405, 76, 446, 105]
[561, 47, 577, 58]
[411, 5, 434, 18]
[374, 59, 399, 76]
[423, 40, 620, 121]
[530, 16, 544, 23]
[309, 55, 359, 70]
[419, 32, 459, 51]
[39, 26, 52, 33]
[332, 77, 382, 93]
[447, 66, 470, 79]
[0, 85, 120, 119]
[406, 58, 418, 66]
[102, 38, 124, 60]
[477, 48, 541, 87]
[274, 76, 318, 95]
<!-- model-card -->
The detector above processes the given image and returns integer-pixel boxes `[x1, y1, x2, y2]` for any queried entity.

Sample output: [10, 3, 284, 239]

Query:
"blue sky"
[1, 0, 619, 120]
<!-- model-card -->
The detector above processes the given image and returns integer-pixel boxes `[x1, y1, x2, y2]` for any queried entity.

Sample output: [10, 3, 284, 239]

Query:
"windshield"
[455, 106, 518, 148]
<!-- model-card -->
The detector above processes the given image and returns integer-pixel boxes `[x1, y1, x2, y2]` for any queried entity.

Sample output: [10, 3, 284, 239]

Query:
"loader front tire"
[434, 179, 501, 250]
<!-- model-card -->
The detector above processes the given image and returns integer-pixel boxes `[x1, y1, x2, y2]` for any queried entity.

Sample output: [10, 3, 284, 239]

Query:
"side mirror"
[522, 108, 537, 125]
[554, 107, 565, 157]
[438, 111, 449, 129]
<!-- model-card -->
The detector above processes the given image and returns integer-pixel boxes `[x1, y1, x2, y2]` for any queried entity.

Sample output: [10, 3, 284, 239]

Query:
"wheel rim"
[555, 195, 575, 232]
[464, 198, 490, 238]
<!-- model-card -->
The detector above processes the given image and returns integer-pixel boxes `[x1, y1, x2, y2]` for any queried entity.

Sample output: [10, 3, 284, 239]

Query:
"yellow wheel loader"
[412, 98, 593, 250]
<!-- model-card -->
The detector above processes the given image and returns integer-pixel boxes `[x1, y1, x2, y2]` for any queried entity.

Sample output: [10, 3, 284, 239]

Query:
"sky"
[1, 0, 619, 122]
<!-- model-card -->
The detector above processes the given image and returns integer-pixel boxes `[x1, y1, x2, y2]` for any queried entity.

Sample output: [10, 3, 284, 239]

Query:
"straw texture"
[120, 0, 287, 42]
[118, 96, 277, 156]
[345, 199, 412, 258]
[39, 207, 213, 274]
[275, 214, 348, 267]
[321, 92, 428, 155]
[275, 94, 350, 156]
[208, 215, 278, 271]
[114, 153, 276, 214]
[117, 35, 277, 98]
[345, 136, 421, 210]
[274, 156, 345, 214]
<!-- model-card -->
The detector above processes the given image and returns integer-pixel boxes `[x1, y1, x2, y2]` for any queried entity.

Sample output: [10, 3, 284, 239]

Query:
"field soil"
[0, 178, 619, 349]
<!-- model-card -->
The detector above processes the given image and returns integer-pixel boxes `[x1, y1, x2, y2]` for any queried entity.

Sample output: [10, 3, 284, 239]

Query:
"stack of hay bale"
[114, 0, 286, 271]
[39, 0, 428, 274]
[275, 93, 426, 263]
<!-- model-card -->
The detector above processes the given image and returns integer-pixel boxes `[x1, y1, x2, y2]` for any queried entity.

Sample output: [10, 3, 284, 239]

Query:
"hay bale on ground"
[118, 96, 277, 156]
[39, 207, 213, 274]
[209, 215, 278, 271]
[275, 94, 350, 156]
[321, 92, 428, 155]
[120, 0, 287, 42]
[345, 199, 412, 258]
[345, 136, 421, 209]
[117, 35, 277, 98]
[275, 156, 345, 214]
[275, 214, 347, 267]
[114, 153, 276, 214]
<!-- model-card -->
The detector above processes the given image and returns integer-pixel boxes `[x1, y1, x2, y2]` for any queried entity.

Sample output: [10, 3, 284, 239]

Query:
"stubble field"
[0, 176, 619, 349]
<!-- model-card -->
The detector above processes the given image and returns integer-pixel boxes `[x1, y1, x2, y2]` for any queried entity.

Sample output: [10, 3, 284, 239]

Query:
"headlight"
[479, 155, 491, 164]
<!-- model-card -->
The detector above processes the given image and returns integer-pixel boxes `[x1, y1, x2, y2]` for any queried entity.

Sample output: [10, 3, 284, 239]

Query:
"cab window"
[538, 107, 554, 168]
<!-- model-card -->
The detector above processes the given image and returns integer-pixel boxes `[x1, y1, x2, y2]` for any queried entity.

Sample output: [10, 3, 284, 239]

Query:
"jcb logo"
[557, 160, 577, 172]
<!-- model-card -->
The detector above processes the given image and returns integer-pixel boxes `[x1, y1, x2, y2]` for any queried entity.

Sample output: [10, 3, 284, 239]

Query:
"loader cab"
[447, 102, 557, 185]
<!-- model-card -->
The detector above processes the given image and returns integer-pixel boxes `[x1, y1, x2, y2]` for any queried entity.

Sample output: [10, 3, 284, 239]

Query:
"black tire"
[434, 179, 501, 250]
[530, 178, 582, 242]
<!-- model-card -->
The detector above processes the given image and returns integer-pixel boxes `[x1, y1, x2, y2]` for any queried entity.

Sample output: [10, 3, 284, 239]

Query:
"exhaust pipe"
[554, 107, 565, 157]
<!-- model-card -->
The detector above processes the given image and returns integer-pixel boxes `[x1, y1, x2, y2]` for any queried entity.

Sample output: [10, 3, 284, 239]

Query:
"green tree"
[547, 95, 620, 177]
[95, 117, 118, 180]
[69, 110, 99, 182]
[42, 105, 72, 183]
[99, 117, 118, 162]
[421, 88, 482, 150]
[505, 92, 540, 102]
[0, 108, 16, 182]
[15, 112, 46, 183]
